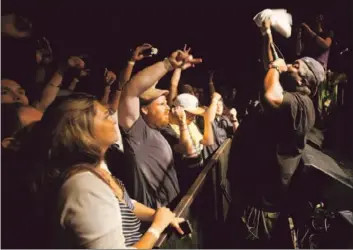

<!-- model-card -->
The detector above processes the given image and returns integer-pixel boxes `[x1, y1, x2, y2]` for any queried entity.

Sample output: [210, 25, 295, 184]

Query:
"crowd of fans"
[1, 12, 239, 249]
[1, 9, 350, 249]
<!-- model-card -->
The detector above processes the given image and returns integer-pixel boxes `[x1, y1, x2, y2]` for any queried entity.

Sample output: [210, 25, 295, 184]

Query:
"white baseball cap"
[173, 93, 205, 115]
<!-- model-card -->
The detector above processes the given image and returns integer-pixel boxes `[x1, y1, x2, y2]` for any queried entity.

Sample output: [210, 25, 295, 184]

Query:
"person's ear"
[141, 106, 149, 115]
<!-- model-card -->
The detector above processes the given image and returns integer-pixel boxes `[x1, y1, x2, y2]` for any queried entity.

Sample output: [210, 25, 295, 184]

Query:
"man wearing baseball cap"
[227, 18, 325, 247]
[119, 48, 202, 209]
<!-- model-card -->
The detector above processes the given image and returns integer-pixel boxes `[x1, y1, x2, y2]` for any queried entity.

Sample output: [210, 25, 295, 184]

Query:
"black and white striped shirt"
[118, 183, 142, 247]
[119, 200, 142, 246]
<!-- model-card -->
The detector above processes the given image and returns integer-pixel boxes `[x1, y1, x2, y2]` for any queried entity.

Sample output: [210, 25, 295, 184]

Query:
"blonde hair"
[39, 94, 102, 168]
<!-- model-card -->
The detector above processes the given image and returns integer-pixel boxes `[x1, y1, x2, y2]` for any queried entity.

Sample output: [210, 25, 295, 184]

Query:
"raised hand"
[179, 44, 196, 70]
[270, 58, 288, 73]
[229, 108, 238, 120]
[211, 92, 222, 103]
[131, 43, 153, 62]
[260, 18, 272, 34]
[68, 56, 85, 69]
[36, 37, 53, 64]
[208, 70, 215, 81]
[168, 46, 202, 70]
[301, 23, 315, 36]
[171, 106, 187, 125]
[79, 69, 91, 77]
[263, 18, 271, 29]
[104, 70, 117, 86]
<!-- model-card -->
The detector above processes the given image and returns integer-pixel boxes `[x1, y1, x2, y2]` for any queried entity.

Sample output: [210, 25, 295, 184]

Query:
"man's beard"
[280, 72, 299, 92]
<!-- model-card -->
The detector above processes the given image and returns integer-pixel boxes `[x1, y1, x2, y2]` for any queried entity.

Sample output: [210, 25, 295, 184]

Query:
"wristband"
[128, 61, 135, 65]
[163, 58, 174, 72]
[147, 227, 161, 239]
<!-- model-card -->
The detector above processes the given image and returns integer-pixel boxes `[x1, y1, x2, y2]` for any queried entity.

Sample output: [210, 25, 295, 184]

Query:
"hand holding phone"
[165, 218, 193, 239]
[131, 43, 158, 61]
[178, 220, 193, 238]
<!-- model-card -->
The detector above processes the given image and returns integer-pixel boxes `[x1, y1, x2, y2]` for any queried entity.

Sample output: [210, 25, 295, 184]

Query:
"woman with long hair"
[32, 93, 183, 249]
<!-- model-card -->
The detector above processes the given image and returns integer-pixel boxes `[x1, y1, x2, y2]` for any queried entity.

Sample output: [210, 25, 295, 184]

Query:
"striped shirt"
[116, 179, 142, 247]
[119, 200, 142, 246]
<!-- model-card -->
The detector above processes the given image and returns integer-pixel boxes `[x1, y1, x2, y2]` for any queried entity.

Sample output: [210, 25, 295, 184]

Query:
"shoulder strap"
[62, 164, 124, 201]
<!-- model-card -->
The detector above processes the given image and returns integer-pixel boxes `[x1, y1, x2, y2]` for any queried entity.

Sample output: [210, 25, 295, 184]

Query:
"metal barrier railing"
[154, 139, 232, 248]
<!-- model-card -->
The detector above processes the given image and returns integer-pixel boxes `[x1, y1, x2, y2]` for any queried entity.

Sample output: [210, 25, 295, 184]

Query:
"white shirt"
[56, 171, 135, 249]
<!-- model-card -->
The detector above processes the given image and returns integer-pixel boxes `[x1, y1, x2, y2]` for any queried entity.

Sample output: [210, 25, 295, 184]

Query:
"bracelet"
[147, 227, 161, 239]
[128, 61, 135, 65]
[48, 82, 62, 88]
[269, 65, 281, 74]
[163, 57, 174, 72]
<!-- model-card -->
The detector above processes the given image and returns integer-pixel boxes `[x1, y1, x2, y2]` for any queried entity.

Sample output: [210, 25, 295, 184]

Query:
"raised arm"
[261, 19, 275, 70]
[200, 92, 222, 146]
[229, 108, 239, 132]
[121, 43, 153, 85]
[67, 69, 90, 92]
[168, 45, 194, 106]
[171, 106, 198, 157]
[119, 49, 202, 130]
[301, 23, 332, 49]
[110, 44, 153, 113]
[264, 59, 288, 108]
[100, 70, 117, 106]
[208, 70, 216, 98]
[118, 60, 173, 129]
[35, 56, 85, 112]
[168, 68, 182, 106]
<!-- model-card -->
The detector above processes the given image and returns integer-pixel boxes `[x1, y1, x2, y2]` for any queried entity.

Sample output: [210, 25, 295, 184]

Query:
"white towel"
[253, 9, 293, 38]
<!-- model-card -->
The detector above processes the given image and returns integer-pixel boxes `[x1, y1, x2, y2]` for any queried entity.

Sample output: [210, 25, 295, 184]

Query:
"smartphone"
[178, 220, 193, 238]
[142, 47, 158, 57]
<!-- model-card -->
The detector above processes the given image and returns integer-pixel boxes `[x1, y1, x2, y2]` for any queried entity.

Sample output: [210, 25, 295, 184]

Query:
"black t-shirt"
[228, 92, 315, 211]
[120, 116, 180, 208]
[160, 125, 204, 192]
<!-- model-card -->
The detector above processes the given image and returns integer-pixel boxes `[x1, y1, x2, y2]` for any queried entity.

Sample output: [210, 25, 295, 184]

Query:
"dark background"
[3, 0, 352, 84]
[2, 0, 353, 111]
[2, 0, 353, 156]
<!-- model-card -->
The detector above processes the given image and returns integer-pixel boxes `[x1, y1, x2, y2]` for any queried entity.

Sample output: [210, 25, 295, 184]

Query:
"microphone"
[271, 42, 279, 60]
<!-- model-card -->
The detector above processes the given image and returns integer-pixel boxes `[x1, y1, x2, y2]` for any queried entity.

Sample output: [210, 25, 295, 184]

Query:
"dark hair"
[181, 84, 195, 95]
[1, 103, 24, 141]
